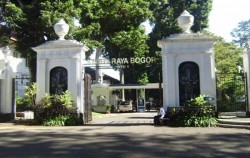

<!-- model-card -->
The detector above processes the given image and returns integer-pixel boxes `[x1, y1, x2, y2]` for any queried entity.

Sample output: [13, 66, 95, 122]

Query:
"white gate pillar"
[32, 19, 89, 118]
[0, 47, 15, 114]
[157, 10, 216, 111]
[242, 49, 250, 115]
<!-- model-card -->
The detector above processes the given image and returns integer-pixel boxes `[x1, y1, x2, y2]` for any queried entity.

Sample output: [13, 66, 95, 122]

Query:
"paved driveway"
[0, 112, 250, 158]
[91, 112, 156, 125]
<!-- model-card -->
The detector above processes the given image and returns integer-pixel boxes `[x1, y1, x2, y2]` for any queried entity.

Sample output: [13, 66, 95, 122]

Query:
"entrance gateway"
[1, 11, 250, 122]
[30, 11, 237, 123]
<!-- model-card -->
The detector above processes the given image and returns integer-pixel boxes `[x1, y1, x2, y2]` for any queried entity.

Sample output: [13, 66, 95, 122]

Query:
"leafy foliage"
[15, 82, 36, 112]
[166, 95, 216, 127]
[0, 0, 212, 84]
[214, 38, 245, 111]
[215, 41, 243, 74]
[34, 91, 81, 126]
[57, 90, 74, 108]
[0, 36, 10, 47]
[137, 72, 149, 84]
[24, 82, 37, 107]
[216, 73, 246, 112]
[1, 0, 80, 80]
[105, 28, 150, 83]
[16, 96, 33, 112]
[187, 95, 210, 106]
[42, 115, 81, 126]
[167, 106, 216, 127]
[105, 104, 115, 113]
[231, 19, 250, 50]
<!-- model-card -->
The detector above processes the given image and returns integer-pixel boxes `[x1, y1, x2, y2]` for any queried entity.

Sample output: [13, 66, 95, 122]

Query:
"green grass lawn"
[92, 112, 105, 118]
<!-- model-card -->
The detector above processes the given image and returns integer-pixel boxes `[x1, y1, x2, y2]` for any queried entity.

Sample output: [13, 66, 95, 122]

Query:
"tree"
[202, 27, 244, 74]
[0, 0, 17, 47]
[204, 30, 245, 111]
[215, 41, 243, 74]
[74, 0, 152, 83]
[231, 19, 250, 50]
[1, 0, 213, 84]
[104, 28, 149, 83]
[1, 0, 152, 83]
[1, 0, 82, 80]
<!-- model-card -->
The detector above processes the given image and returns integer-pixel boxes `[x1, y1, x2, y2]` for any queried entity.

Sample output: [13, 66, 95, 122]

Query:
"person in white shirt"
[154, 107, 166, 125]
[160, 107, 165, 118]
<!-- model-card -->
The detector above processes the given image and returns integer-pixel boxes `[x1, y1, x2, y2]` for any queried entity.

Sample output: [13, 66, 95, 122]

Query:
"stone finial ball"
[177, 10, 194, 34]
[54, 19, 69, 40]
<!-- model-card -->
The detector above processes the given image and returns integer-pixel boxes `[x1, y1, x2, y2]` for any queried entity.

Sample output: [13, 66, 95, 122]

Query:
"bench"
[159, 117, 170, 125]
[154, 115, 169, 126]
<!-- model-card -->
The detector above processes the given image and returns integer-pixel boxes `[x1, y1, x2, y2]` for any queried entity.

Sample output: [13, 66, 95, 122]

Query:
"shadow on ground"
[0, 127, 249, 158]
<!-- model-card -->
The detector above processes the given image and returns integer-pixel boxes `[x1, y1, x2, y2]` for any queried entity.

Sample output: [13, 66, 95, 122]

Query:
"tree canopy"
[0, 0, 152, 82]
[1, 0, 213, 84]
[213, 34, 245, 111]
[1, 0, 81, 79]
[231, 19, 250, 50]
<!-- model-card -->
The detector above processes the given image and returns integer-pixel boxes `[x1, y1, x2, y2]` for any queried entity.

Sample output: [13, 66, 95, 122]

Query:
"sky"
[208, 0, 250, 42]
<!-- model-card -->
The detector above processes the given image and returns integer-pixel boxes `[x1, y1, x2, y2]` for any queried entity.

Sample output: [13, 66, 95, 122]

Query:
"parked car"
[117, 100, 133, 112]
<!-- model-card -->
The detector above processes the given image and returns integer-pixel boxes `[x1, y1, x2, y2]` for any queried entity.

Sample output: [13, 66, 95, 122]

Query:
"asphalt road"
[0, 112, 250, 158]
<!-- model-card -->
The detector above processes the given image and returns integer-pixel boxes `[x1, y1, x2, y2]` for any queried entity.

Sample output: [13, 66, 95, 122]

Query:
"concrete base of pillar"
[0, 113, 15, 122]
[246, 111, 250, 118]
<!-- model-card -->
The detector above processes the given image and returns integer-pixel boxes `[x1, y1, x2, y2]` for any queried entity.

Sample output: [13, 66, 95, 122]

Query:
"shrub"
[43, 116, 68, 126]
[167, 95, 216, 127]
[167, 106, 216, 127]
[42, 115, 81, 126]
[24, 82, 37, 107]
[33, 91, 82, 126]
[57, 91, 74, 108]
[105, 104, 115, 113]
[187, 95, 210, 106]
[16, 83, 37, 112]
[16, 96, 33, 112]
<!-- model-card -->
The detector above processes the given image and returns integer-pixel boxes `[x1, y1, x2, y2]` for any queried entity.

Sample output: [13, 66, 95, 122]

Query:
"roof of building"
[85, 67, 120, 84]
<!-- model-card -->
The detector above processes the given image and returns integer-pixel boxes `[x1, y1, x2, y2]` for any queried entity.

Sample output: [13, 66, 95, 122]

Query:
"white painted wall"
[158, 33, 216, 111]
